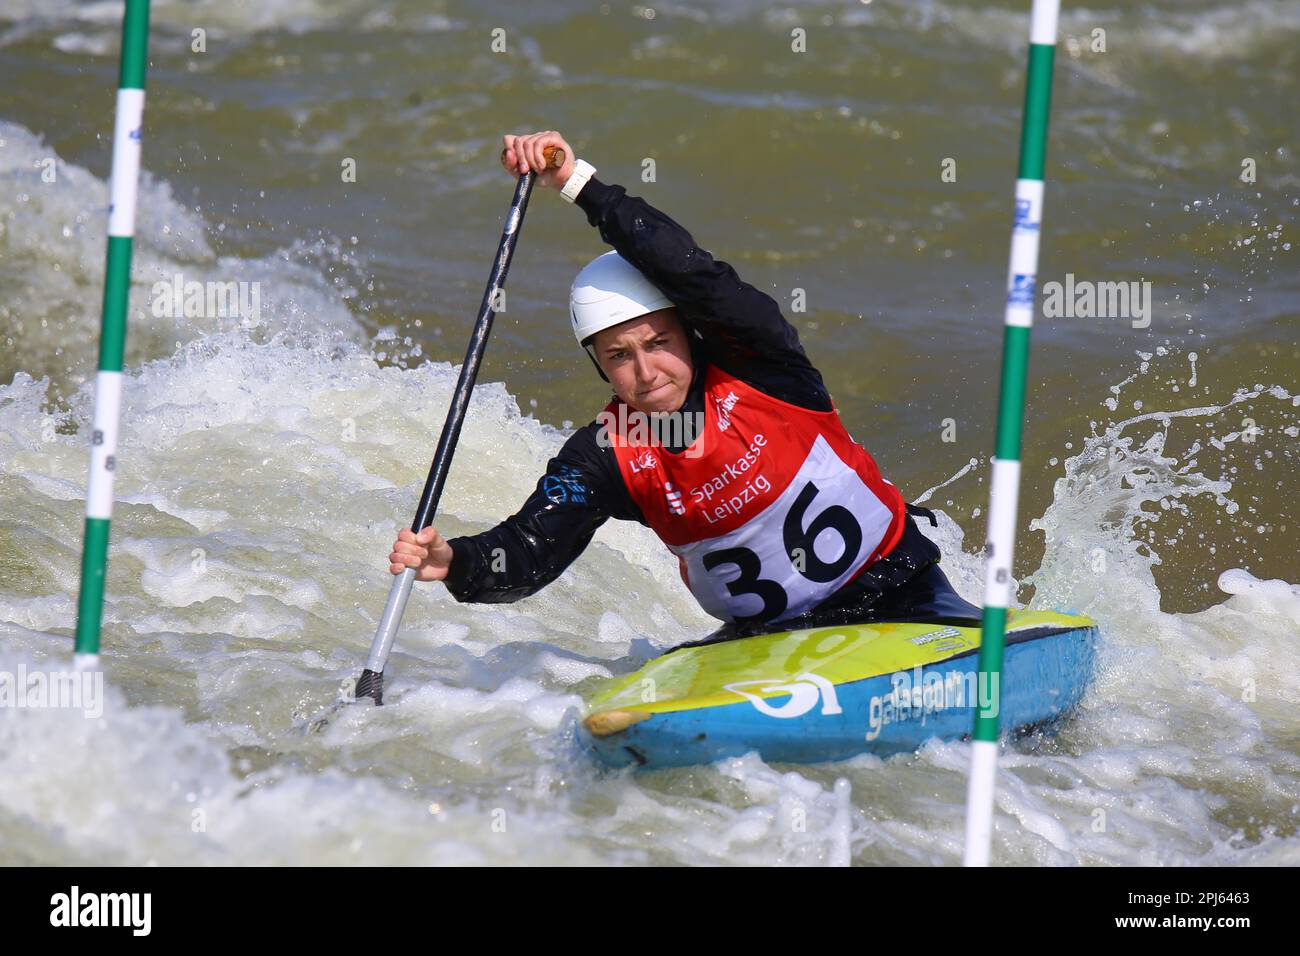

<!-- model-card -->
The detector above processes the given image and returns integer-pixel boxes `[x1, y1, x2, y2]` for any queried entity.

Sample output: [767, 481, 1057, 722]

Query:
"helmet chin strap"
[583, 343, 610, 383]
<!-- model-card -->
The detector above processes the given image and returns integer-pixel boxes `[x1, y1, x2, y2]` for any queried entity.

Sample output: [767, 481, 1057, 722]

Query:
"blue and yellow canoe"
[580, 609, 1096, 768]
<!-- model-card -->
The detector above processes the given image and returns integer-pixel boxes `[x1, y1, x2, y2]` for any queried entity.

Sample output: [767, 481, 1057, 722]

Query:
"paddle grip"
[499, 144, 566, 169]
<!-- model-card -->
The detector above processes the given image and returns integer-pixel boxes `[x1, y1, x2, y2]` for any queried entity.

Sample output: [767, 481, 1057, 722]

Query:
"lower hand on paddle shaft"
[389, 527, 453, 583]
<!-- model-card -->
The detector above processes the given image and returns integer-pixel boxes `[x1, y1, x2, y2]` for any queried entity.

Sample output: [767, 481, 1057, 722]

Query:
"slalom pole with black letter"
[351, 145, 565, 706]
[963, 0, 1060, 866]
[73, 0, 152, 670]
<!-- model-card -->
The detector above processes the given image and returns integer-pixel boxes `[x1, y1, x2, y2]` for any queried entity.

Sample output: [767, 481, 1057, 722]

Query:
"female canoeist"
[390, 130, 979, 640]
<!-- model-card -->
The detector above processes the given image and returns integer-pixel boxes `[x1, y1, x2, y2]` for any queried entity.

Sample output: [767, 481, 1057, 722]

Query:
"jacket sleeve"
[440, 422, 642, 603]
[574, 176, 830, 410]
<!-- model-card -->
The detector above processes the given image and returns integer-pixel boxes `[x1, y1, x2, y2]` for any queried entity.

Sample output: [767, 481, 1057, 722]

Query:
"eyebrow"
[605, 331, 671, 356]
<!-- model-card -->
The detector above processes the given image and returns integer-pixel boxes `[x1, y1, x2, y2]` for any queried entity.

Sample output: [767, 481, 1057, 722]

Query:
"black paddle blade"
[355, 668, 384, 705]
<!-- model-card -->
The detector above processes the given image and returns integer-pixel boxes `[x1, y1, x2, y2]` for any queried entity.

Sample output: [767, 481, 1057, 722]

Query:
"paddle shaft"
[355, 145, 564, 704]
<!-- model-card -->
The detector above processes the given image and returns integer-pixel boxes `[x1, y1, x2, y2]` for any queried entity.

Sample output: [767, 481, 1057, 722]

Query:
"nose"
[632, 348, 656, 384]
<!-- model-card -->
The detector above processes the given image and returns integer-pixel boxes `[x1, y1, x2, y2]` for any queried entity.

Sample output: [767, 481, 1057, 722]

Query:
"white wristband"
[560, 159, 597, 203]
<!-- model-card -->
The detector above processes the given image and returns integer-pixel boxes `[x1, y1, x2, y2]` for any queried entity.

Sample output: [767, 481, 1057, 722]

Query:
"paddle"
[300, 144, 564, 731]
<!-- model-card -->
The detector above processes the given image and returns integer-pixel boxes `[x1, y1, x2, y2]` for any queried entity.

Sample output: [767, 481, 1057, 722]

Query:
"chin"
[633, 388, 683, 415]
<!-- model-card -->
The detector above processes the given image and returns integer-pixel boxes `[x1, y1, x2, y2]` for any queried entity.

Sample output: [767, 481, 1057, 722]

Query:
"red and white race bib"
[605, 366, 905, 623]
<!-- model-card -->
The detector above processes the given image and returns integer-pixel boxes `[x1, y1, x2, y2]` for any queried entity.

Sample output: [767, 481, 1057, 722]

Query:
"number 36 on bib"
[673, 435, 896, 623]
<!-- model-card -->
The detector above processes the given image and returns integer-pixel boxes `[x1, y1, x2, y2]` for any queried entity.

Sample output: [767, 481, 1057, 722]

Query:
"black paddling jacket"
[442, 177, 933, 613]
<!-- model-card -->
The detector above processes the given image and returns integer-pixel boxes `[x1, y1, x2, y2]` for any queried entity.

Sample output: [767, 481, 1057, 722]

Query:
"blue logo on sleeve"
[543, 465, 590, 504]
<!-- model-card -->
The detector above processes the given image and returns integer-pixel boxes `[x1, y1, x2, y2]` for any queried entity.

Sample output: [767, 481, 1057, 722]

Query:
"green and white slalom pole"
[74, 0, 152, 671]
[962, 0, 1059, 866]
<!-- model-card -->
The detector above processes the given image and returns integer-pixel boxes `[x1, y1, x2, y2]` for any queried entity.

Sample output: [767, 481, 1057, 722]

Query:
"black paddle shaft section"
[411, 170, 544, 535]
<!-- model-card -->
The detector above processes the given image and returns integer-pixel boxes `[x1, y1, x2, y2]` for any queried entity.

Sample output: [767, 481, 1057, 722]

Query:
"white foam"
[0, 121, 366, 388]
[1, 288, 1297, 865]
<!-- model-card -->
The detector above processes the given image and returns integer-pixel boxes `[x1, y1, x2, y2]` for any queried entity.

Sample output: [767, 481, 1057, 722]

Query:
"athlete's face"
[593, 309, 694, 414]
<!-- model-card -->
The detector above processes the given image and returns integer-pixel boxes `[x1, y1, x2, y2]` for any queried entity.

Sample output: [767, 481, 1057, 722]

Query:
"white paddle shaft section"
[981, 458, 1021, 608]
[107, 88, 145, 238]
[86, 371, 123, 520]
[366, 567, 417, 672]
[962, 740, 999, 866]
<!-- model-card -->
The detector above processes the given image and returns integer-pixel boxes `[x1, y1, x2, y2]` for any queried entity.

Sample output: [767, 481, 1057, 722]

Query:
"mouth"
[639, 382, 671, 398]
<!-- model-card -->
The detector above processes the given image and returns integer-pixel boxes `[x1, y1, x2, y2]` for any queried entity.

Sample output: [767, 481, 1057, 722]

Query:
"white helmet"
[569, 251, 673, 346]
